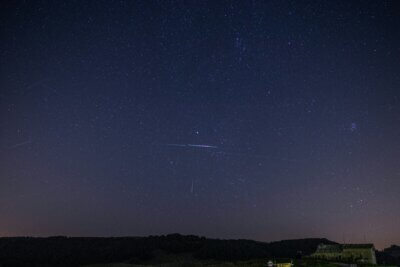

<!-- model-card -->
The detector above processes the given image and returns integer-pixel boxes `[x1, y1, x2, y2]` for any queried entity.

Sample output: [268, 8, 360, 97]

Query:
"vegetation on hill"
[0, 234, 398, 266]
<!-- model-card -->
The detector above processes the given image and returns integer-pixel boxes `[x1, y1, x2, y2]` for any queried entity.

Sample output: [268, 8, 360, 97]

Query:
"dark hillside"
[0, 235, 336, 266]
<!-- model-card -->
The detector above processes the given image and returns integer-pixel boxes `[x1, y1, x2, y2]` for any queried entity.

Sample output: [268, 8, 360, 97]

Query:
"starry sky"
[1, 0, 399, 249]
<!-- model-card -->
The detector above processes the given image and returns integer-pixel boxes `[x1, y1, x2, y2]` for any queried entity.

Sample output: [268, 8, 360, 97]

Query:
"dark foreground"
[0, 234, 399, 266]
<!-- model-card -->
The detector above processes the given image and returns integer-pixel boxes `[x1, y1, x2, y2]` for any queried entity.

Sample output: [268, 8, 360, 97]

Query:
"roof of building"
[314, 243, 375, 254]
[343, 244, 374, 249]
[315, 244, 342, 253]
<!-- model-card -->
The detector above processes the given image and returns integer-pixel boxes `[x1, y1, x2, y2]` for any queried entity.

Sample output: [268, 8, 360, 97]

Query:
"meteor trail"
[9, 141, 31, 149]
[166, 144, 218, 149]
[187, 144, 218, 149]
[166, 144, 188, 147]
[165, 143, 301, 162]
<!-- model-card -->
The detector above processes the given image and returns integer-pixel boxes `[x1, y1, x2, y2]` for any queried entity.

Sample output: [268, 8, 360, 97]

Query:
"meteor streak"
[187, 144, 218, 149]
[9, 141, 31, 149]
[166, 144, 218, 149]
[165, 143, 301, 162]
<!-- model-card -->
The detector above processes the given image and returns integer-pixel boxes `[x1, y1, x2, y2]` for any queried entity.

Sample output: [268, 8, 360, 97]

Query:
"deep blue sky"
[1, 0, 399, 249]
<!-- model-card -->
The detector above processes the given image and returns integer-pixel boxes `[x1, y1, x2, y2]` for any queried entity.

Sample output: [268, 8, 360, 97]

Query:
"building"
[311, 243, 377, 265]
[267, 260, 293, 267]
[384, 245, 400, 258]
[275, 263, 293, 267]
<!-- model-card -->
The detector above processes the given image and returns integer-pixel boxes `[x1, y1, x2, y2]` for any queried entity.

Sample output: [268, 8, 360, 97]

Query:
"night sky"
[1, 0, 400, 249]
